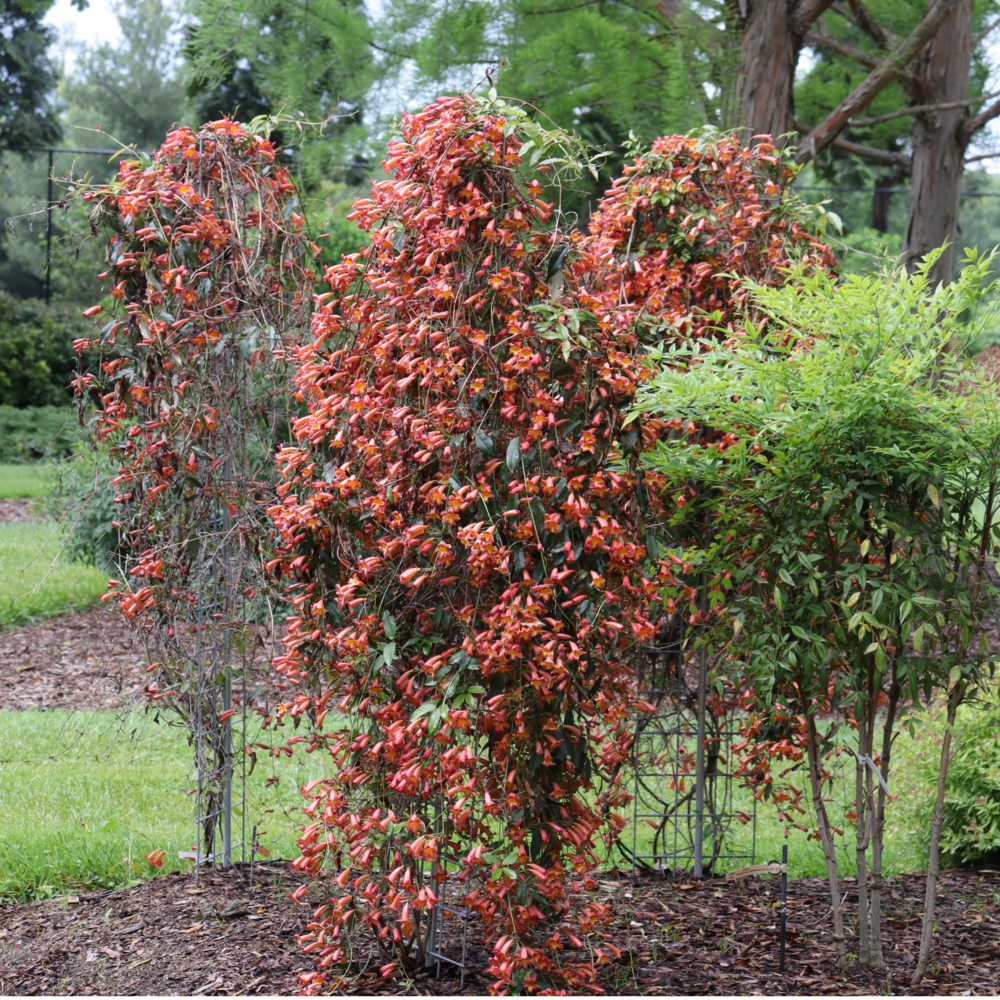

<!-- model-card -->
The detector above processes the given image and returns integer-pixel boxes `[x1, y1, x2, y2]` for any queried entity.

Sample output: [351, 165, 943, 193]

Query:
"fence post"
[45, 148, 53, 304]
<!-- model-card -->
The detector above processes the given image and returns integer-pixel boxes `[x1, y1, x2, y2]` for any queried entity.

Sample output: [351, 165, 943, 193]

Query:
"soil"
[0, 608, 146, 713]
[1, 866, 997, 996]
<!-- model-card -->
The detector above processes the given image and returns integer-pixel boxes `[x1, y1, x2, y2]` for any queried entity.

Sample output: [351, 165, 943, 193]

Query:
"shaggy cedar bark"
[903, 0, 974, 285]
[734, 0, 835, 143]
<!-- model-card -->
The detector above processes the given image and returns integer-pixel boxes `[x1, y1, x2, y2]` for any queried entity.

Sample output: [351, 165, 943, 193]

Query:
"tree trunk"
[903, 0, 974, 285]
[855, 702, 874, 969]
[871, 188, 892, 231]
[735, 1, 797, 142]
[911, 681, 965, 985]
[869, 668, 900, 972]
[805, 713, 847, 967]
[734, 0, 835, 144]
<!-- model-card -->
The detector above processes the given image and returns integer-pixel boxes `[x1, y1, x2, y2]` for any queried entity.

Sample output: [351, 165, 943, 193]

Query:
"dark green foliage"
[185, 0, 373, 189]
[0, 292, 92, 408]
[0, 0, 64, 150]
[0, 406, 80, 461]
[42, 450, 125, 569]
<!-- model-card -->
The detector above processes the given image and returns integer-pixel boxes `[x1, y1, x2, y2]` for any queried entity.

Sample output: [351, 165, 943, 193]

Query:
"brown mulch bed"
[0, 608, 145, 712]
[0, 499, 37, 523]
[0, 864, 311, 997]
[0, 867, 997, 995]
[591, 868, 1000, 996]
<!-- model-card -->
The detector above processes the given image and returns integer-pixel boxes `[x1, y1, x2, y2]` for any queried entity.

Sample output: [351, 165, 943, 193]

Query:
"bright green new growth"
[636, 246, 1000, 968]
[637, 248, 1000, 707]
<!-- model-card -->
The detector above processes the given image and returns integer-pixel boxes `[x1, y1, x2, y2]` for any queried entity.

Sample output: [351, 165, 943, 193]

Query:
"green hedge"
[0, 406, 81, 462]
[0, 292, 90, 408]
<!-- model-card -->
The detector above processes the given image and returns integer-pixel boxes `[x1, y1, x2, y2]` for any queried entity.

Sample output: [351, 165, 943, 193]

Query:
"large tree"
[793, 0, 1000, 281]
[184, 0, 374, 186]
[0, 0, 67, 149]
[60, 0, 189, 150]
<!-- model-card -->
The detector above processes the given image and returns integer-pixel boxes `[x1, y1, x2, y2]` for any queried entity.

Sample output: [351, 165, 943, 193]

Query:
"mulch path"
[0, 499, 37, 523]
[1, 867, 997, 996]
[0, 864, 310, 997]
[0, 608, 146, 712]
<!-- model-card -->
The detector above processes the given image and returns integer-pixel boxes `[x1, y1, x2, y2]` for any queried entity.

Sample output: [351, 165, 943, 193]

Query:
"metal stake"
[693, 645, 707, 876]
[779, 843, 788, 972]
[222, 670, 233, 868]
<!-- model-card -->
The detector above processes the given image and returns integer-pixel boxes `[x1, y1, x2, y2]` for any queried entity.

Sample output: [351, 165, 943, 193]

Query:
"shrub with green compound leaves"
[635, 247, 1000, 972]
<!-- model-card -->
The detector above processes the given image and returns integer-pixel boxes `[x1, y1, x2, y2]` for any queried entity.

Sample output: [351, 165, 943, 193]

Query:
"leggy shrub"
[0, 405, 81, 461]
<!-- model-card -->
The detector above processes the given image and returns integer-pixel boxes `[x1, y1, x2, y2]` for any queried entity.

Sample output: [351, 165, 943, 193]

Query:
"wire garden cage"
[627, 641, 756, 877]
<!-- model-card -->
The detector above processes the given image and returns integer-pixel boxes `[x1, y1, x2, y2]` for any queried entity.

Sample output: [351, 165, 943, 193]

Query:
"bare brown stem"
[806, 713, 847, 967]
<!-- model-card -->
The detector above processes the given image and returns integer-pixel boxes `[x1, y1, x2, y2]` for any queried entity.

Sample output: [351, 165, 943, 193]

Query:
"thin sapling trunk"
[869, 665, 900, 972]
[911, 680, 964, 985]
[806, 712, 847, 967]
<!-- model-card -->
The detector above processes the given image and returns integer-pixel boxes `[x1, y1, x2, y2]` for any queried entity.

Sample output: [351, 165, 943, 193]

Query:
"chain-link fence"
[0, 146, 137, 304]
[792, 181, 1000, 278]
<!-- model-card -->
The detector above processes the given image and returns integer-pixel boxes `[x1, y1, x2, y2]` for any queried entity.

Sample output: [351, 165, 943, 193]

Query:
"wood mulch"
[0, 608, 146, 713]
[0, 499, 38, 523]
[4, 865, 996, 996]
[0, 864, 310, 996]
[585, 868, 1000, 996]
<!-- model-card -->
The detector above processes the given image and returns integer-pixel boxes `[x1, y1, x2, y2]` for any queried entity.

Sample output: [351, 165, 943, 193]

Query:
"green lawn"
[0, 709, 329, 902]
[0, 520, 106, 628]
[0, 462, 55, 499]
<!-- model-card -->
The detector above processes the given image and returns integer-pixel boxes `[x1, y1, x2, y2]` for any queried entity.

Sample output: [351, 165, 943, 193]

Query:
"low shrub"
[41, 450, 126, 570]
[0, 406, 81, 462]
[923, 698, 1000, 868]
[0, 293, 92, 408]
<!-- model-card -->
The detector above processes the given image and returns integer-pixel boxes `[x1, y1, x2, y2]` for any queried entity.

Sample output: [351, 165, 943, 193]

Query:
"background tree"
[60, 0, 189, 150]
[184, 0, 374, 186]
[0, 0, 67, 150]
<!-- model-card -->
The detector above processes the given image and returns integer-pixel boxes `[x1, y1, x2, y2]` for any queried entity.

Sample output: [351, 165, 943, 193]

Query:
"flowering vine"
[265, 100, 834, 994]
[79, 119, 314, 858]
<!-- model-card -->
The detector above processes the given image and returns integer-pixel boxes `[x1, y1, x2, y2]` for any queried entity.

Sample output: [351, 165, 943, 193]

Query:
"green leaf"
[475, 429, 495, 457]
[778, 568, 795, 587]
[506, 436, 521, 473]
[383, 611, 397, 639]
[927, 484, 941, 508]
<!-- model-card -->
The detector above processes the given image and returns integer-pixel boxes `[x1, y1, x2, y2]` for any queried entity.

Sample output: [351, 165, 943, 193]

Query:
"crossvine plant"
[78, 119, 314, 859]
[635, 247, 1000, 973]
[265, 103, 835, 993]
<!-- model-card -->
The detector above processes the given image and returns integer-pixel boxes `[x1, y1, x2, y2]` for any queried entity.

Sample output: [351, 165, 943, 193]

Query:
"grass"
[0, 520, 106, 628]
[0, 708, 329, 902]
[0, 462, 55, 499]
